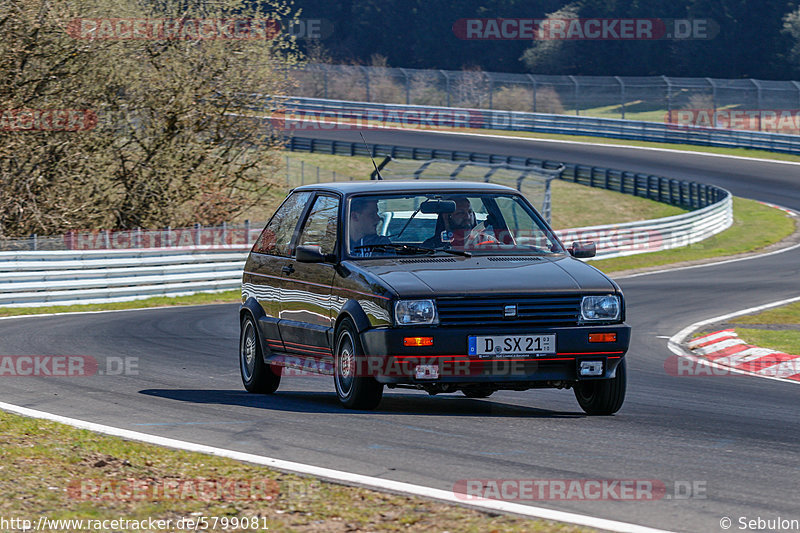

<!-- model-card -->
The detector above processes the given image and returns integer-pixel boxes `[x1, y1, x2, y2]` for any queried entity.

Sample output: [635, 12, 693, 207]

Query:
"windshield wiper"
[352, 243, 471, 257]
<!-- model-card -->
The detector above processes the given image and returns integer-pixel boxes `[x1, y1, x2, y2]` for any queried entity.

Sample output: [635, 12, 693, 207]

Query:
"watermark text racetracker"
[68, 478, 279, 502]
[0, 356, 138, 377]
[453, 18, 718, 40]
[454, 479, 707, 501]
[67, 17, 333, 40]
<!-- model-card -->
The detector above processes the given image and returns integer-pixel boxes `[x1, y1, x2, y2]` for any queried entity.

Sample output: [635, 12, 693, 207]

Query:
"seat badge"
[504, 304, 517, 318]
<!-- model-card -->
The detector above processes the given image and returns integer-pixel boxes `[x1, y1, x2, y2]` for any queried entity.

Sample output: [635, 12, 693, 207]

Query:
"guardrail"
[286, 136, 728, 210]
[0, 247, 249, 307]
[0, 131, 733, 307]
[273, 97, 800, 154]
[0, 198, 732, 308]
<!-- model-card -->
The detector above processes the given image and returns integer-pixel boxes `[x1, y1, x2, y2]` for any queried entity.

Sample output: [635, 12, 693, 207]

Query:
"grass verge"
[725, 301, 800, 355]
[590, 197, 796, 274]
[733, 328, 800, 355]
[0, 410, 590, 532]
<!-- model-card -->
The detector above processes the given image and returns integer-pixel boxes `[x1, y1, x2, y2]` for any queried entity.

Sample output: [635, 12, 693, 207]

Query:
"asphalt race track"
[1, 129, 799, 532]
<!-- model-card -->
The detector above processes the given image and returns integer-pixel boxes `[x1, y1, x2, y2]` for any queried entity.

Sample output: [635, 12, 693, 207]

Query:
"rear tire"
[574, 359, 626, 415]
[240, 314, 280, 394]
[334, 318, 383, 410]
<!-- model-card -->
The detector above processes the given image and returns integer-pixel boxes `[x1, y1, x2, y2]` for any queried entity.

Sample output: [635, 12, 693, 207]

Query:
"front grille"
[437, 295, 581, 327]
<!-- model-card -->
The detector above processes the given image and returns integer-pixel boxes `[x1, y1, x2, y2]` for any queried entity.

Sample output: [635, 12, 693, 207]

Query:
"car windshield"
[346, 192, 565, 258]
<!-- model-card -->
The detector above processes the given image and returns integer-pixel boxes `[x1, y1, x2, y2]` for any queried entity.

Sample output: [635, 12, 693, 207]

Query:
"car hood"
[364, 255, 617, 297]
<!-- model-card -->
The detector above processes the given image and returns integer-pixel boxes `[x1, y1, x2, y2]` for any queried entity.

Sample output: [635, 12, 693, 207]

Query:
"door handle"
[281, 264, 295, 275]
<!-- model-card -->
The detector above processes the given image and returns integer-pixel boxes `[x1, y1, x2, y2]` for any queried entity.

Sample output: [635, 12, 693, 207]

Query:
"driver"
[349, 197, 391, 257]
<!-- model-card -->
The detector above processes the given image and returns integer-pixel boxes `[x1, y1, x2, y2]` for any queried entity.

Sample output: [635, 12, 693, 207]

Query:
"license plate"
[468, 334, 556, 358]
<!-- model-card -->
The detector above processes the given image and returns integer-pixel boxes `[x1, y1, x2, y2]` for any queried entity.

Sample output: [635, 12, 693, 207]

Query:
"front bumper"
[360, 324, 630, 385]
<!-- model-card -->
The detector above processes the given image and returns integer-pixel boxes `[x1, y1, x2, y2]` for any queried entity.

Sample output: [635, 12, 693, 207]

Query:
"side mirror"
[296, 245, 336, 263]
[569, 241, 596, 258]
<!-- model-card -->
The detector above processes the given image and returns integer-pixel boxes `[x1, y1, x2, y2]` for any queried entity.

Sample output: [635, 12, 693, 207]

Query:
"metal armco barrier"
[274, 97, 800, 155]
[285, 136, 728, 210]
[0, 201, 732, 308]
[0, 247, 249, 307]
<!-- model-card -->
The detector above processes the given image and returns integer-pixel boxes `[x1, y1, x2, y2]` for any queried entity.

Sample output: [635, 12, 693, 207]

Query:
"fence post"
[194, 223, 201, 246]
[615, 76, 625, 119]
[441, 70, 451, 107]
[663, 76, 673, 124]
[527, 74, 537, 113]
[569, 75, 579, 115]
[166, 226, 172, 247]
[301, 160, 305, 184]
[104, 229, 111, 249]
[244, 219, 251, 245]
[221, 221, 227, 245]
[285, 155, 290, 185]
[706, 77, 717, 125]
[29, 233, 37, 251]
[323, 67, 328, 99]
[362, 66, 370, 102]
[400, 67, 410, 104]
[751, 79, 763, 131]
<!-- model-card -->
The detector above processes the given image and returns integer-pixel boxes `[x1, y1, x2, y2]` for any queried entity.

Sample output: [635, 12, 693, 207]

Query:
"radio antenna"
[360, 131, 383, 180]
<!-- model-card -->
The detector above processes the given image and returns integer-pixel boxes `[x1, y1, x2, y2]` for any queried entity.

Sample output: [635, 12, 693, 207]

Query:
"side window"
[253, 191, 312, 256]
[296, 195, 340, 255]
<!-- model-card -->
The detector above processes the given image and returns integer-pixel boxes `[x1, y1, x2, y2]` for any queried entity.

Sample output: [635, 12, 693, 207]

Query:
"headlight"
[580, 295, 620, 322]
[395, 300, 438, 325]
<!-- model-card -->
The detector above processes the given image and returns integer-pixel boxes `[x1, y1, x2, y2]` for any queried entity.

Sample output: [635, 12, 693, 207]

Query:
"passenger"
[422, 196, 477, 248]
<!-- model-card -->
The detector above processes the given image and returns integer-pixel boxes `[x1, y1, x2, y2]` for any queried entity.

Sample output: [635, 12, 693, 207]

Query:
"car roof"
[292, 180, 518, 196]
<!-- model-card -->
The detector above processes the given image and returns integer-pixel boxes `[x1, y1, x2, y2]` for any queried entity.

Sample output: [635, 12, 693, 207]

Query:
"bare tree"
[0, 0, 302, 237]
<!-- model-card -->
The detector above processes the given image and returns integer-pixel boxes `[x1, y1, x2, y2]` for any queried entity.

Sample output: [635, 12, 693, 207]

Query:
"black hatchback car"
[240, 181, 630, 414]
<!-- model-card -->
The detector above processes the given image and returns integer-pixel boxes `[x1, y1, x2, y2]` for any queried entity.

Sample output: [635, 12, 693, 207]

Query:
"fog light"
[415, 364, 439, 379]
[404, 336, 434, 347]
[589, 333, 617, 343]
[579, 360, 604, 377]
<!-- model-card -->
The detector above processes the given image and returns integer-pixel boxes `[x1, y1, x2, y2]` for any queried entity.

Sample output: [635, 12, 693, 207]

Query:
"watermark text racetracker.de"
[453, 18, 718, 40]
[0, 356, 138, 377]
[67, 17, 333, 40]
[0, 109, 97, 132]
[68, 477, 279, 502]
[453, 479, 707, 501]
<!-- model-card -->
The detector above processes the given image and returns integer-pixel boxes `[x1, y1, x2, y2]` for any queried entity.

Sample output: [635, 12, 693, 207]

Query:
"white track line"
[0, 400, 673, 533]
[667, 295, 800, 385]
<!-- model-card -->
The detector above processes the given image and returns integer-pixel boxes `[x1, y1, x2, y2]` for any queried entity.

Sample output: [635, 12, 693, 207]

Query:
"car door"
[277, 193, 340, 361]
[244, 191, 313, 353]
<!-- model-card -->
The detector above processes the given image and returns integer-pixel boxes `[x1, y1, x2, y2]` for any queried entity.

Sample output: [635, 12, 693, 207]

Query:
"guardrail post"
[244, 220, 251, 244]
[221, 221, 227, 245]
[166, 226, 172, 247]
[29, 233, 37, 251]
[194, 223, 200, 246]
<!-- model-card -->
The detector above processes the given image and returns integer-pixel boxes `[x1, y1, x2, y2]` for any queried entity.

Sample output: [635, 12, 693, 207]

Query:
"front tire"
[240, 314, 280, 394]
[334, 318, 383, 410]
[574, 359, 626, 415]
